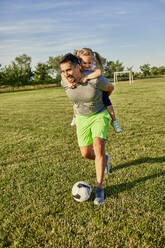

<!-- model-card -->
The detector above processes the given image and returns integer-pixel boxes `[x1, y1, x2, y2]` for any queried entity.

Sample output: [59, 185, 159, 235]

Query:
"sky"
[0, 0, 165, 72]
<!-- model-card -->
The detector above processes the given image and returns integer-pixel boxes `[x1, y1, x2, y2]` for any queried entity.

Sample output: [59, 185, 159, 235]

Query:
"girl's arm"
[61, 74, 76, 89]
[81, 68, 102, 83]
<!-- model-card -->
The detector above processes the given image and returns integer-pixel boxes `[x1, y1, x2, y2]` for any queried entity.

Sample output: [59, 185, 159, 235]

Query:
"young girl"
[70, 48, 122, 133]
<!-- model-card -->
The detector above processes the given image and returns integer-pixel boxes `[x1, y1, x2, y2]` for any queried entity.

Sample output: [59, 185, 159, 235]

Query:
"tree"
[140, 64, 151, 76]
[2, 62, 22, 86]
[0, 54, 33, 86]
[33, 63, 52, 82]
[127, 66, 133, 72]
[47, 56, 63, 85]
[158, 66, 165, 75]
[104, 60, 124, 78]
[15, 54, 33, 84]
[101, 56, 107, 68]
[15, 54, 31, 66]
[47, 56, 62, 77]
[150, 66, 159, 76]
[0, 64, 5, 85]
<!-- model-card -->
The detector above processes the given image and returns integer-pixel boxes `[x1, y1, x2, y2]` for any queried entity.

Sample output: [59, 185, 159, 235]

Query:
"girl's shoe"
[71, 117, 76, 126]
[111, 120, 122, 133]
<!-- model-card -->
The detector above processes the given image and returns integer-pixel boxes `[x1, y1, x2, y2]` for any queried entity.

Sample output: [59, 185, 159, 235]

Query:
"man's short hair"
[59, 53, 80, 67]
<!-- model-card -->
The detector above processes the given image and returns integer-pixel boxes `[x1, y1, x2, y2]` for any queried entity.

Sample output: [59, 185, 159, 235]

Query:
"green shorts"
[76, 109, 110, 146]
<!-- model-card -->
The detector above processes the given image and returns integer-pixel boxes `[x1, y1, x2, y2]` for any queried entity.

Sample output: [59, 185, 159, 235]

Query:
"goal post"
[114, 71, 133, 85]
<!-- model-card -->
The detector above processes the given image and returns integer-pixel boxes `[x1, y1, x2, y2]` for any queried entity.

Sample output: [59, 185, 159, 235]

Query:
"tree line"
[0, 54, 165, 87]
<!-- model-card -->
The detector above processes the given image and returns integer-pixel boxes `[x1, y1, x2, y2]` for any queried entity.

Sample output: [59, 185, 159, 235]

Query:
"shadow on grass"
[112, 156, 165, 172]
[105, 171, 165, 198]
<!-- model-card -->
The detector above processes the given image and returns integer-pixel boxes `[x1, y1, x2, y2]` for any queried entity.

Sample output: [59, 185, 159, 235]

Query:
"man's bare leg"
[93, 137, 106, 188]
[93, 137, 106, 205]
[79, 145, 95, 160]
[79, 140, 106, 205]
[80, 140, 106, 187]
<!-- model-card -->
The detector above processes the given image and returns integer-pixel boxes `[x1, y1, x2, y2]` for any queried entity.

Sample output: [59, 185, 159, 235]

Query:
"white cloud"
[0, 25, 21, 32]
[70, 7, 129, 18]
[35, 1, 82, 9]
[0, 35, 106, 53]
[0, 17, 72, 35]
[0, 32, 107, 66]
[0, 0, 164, 71]
[119, 44, 138, 48]
[115, 10, 128, 15]
[4, 1, 82, 12]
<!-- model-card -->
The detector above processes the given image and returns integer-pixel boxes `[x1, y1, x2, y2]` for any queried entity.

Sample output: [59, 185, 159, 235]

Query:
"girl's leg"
[107, 105, 122, 133]
[107, 105, 116, 121]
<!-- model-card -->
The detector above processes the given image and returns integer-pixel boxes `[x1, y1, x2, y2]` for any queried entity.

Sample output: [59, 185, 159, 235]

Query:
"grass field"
[0, 78, 165, 248]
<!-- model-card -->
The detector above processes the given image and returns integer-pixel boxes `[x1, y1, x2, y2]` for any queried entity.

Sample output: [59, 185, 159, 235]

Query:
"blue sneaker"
[94, 187, 105, 205]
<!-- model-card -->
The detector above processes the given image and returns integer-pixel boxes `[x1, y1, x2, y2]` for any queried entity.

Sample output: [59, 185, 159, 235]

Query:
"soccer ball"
[72, 181, 92, 202]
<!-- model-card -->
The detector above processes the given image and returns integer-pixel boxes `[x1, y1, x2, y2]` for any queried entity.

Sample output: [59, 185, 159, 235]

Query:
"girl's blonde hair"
[74, 48, 103, 71]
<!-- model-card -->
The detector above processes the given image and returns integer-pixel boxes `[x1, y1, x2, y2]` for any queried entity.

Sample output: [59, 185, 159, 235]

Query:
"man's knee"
[80, 146, 93, 159]
[93, 137, 105, 156]
[81, 149, 91, 159]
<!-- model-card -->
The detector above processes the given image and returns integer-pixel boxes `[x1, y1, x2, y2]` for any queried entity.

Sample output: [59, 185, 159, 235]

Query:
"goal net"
[114, 71, 133, 85]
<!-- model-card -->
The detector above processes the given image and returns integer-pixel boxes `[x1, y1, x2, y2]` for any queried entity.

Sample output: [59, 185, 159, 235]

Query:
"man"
[59, 53, 114, 205]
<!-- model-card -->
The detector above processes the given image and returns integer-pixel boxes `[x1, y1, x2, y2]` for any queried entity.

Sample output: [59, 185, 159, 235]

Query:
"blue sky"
[0, 0, 165, 71]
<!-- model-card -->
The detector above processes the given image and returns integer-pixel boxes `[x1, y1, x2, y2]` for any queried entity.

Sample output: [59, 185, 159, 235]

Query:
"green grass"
[0, 84, 57, 94]
[0, 78, 165, 248]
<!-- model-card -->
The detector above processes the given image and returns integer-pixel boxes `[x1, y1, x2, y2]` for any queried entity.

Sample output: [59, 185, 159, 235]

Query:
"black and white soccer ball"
[72, 181, 92, 202]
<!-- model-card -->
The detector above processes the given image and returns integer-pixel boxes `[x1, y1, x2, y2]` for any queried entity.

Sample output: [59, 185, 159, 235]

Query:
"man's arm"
[96, 76, 114, 95]
[103, 83, 114, 96]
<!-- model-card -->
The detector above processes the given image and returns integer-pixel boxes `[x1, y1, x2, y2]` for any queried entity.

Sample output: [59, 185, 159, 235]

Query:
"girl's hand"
[81, 76, 88, 83]
[62, 74, 76, 89]
[69, 82, 76, 89]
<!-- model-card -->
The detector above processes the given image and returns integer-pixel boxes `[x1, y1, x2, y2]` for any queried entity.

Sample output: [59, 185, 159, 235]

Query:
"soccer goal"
[114, 71, 133, 85]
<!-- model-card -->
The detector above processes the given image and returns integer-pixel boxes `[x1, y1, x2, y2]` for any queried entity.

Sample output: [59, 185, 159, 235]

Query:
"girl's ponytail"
[94, 51, 103, 71]
[73, 49, 80, 56]
[73, 49, 82, 65]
